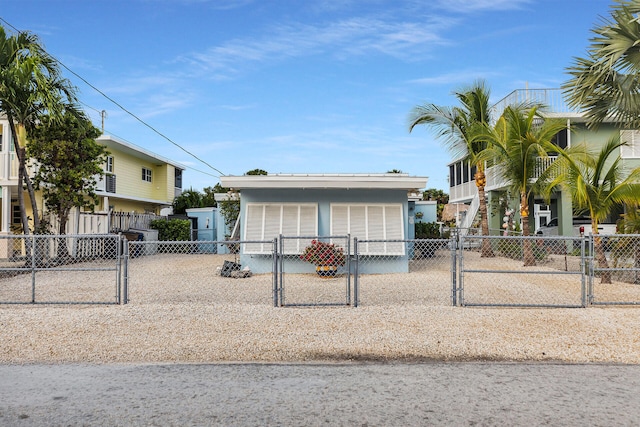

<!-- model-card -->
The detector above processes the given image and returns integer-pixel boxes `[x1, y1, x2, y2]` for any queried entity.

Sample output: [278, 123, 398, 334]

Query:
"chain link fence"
[353, 238, 454, 307]
[124, 239, 276, 306]
[589, 234, 640, 306]
[277, 236, 351, 307]
[5, 232, 640, 308]
[458, 236, 586, 307]
[458, 235, 586, 307]
[0, 234, 122, 304]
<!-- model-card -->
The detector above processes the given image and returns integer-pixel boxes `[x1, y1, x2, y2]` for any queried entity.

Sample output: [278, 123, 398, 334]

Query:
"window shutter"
[384, 205, 404, 255]
[244, 204, 265, 253]
[243, 203, 318, 254]
[105, 175, 116, 193]
[329, 203, 405, 255]
[621, 130, 640, 158]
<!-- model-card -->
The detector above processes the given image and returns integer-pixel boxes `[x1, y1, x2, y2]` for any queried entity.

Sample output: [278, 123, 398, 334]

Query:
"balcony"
[490, 88, 580, 122]
[450, 156, 559, 202]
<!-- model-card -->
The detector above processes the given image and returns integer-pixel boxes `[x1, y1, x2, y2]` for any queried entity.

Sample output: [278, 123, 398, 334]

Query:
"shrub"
[150, 219, 191, 241]
[415, 222, 441, 239]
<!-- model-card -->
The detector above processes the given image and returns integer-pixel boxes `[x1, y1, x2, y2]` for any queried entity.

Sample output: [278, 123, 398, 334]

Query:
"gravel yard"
[1, 252, 640, 364]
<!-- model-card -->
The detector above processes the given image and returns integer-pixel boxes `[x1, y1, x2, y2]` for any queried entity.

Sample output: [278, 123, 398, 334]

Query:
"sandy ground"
[1, 250, 640, 364]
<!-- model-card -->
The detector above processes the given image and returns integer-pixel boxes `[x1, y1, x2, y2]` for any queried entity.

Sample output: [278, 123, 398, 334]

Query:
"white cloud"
[180, 15, 455, 78]
[408, 70, 502, 86]
[433, 0, 532, 13]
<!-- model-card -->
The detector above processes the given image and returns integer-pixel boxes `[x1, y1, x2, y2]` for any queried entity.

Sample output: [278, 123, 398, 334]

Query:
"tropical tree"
[545, 136, 640, 283]
[0, 25, 77, 234]
[28, 111, 107, 241]
[563, 0, 640, 129]
[422, 188, 449, 221]
[409, 80, 494, 256]
[172, 188, 203, 214]
[476, 105, 568, 266]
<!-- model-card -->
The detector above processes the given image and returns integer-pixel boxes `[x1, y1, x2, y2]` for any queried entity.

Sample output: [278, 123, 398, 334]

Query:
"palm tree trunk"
[521, 193, 535, 266]
[475, 168, 494, 258]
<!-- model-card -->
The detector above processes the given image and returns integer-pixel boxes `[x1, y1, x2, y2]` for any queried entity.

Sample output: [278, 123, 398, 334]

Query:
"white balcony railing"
[490, 89, 578, 123]
[452, 156, 560, 196]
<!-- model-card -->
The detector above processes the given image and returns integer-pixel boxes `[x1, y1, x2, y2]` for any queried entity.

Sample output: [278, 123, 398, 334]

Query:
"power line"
[0, 17, 226, 178]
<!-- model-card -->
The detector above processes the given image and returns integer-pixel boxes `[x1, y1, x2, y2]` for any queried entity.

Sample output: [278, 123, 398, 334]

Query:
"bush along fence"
[2, 233, 640, 307]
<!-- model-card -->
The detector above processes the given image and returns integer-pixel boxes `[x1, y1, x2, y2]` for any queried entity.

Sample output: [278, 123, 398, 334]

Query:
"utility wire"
[0, 17, 226, 178]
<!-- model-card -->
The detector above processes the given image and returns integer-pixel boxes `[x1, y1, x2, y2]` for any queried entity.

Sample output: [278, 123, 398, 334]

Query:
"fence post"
[278, 234, 284, 307]
[353, 238, 359, 308]
[116, 233, 122, 304]
[580, 235, 586, 307]
[450, 233, 457, 307]
[122, 234, 129, 305]
[272, 238, 278, 307]
[458, 233, 464, 307]
[347, 234, 351, 307]
[31, 234, 36, 304]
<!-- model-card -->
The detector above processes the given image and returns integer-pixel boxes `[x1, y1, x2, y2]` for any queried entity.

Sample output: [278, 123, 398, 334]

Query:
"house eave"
[220, 174, 428, 190]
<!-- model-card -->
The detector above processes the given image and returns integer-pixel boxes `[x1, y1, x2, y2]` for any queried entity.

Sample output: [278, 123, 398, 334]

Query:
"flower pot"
[316, 265, 338, 277]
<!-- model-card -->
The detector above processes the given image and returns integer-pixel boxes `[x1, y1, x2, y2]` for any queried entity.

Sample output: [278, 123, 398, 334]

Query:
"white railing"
[458, 193, 480, 235]
[490, 89, 577, 122]
[449, 180, 476, 203]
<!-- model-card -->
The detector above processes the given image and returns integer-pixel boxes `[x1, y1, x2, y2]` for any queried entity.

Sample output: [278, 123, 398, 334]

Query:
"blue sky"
[2, 0, 612, 192]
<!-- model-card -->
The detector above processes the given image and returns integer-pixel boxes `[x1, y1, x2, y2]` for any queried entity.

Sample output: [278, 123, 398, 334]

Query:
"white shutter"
[299, 205, 318, 236]
[244, 204, 265, 253]
[263, 205, 282, 240]
[244, 203, 318, 254]
[384, 205, 404, 255]
[329, 203, 405, 256]
[621, 130, 640, 158]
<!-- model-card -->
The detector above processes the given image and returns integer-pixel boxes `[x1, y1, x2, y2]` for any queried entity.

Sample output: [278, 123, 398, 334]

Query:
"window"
[142, 167, 152, 182]
[175, 169, 183, 189]
[243, 203, 318, 254]
[106, 156, 114, 173]
[12, 205, 20, 224]
[621, 130, 640, 158]
[105, 175, 116, 193]
[331, 203, 405, 255]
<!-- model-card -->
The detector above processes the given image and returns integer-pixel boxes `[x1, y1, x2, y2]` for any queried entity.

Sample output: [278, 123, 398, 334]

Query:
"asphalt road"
[1, 362, 639, 426]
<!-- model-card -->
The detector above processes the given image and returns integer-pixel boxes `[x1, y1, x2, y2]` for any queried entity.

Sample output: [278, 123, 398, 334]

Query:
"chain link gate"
[588, 234, 640, 305]
[458, 234, 587, 307]
[353, 238, 455, 308]
[277, 235, 351, 307]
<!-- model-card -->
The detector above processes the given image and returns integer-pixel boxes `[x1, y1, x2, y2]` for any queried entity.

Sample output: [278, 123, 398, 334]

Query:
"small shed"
[219, 173, 428, 273]
[185, 207, 217, 253]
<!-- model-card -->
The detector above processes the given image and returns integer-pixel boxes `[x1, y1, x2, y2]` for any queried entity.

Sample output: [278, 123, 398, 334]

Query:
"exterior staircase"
[458, 192, 480, 236]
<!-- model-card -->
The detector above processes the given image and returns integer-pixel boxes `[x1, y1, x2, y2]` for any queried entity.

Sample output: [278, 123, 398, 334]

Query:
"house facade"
[94, 135, 185, 215]
[0, 117, 184, 236]
[448, 88, 640, 236]
[219, 173, 428, 273]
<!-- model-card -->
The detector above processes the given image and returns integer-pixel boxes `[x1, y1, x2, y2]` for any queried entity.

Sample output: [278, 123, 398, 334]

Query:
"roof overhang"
[220, 174, 428, 190]
[97, 135, 186, 170]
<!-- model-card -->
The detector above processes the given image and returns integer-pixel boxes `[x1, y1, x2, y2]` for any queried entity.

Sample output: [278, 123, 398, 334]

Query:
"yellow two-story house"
[0, 115, 184, 235]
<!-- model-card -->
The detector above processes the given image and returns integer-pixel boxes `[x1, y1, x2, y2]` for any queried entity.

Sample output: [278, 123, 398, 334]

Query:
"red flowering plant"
[300, 240, 346, 266]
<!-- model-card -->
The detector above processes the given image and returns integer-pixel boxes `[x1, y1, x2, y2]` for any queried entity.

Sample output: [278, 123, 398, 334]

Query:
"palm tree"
[563, 0, 640, 129]
[477, 105, 567, 266]
[409, 80, 494, 257]
[0, 25, 77, 234]
[545, 136, 640, 283]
